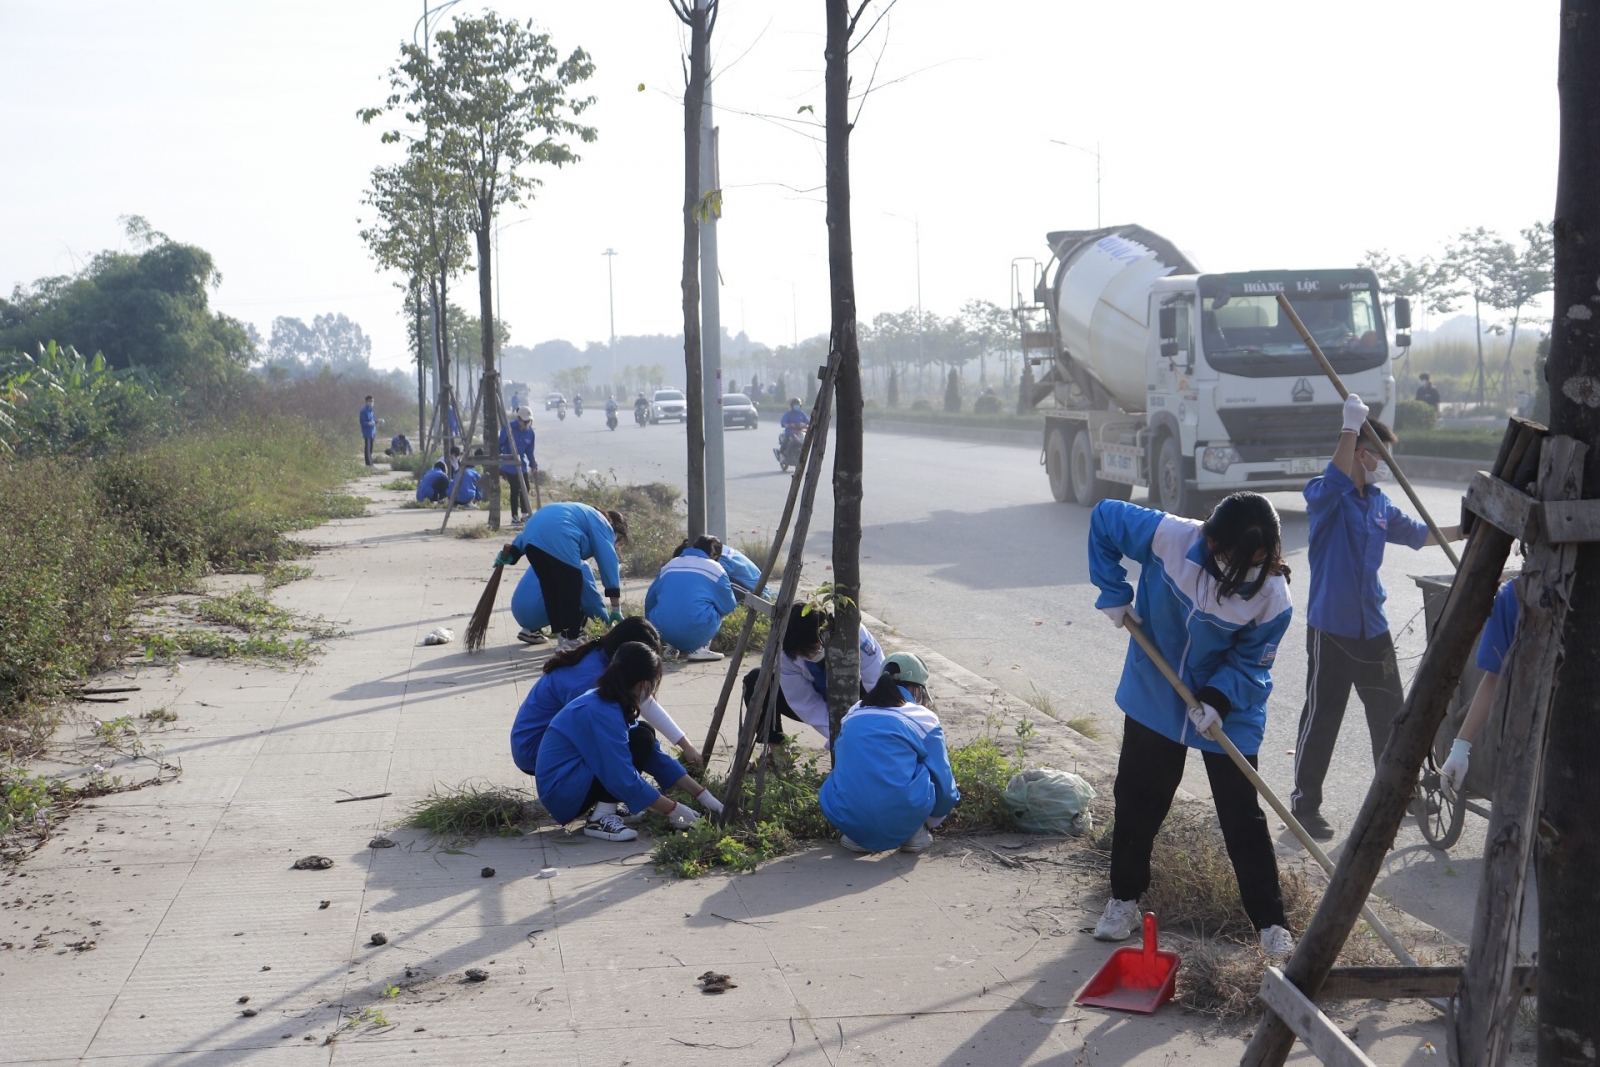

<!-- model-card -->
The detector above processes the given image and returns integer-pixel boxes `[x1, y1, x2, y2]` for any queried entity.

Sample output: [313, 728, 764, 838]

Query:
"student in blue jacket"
[498, 406, 537, 524]
[820, 652, 959, 855]
[416, 460, 450, 503]
[718, 544, 772, 598]
[450, 456, 482, 505]
[505, 502, 627, 649]
[359, 395, 377, 466]
[509, 564, 607, 646]
[1089, 492, 1296, 960]
[534, 642, 717, 842]
[646, 537, 739, 662]
[1438, 577, 1521, 797]
[510, 617, 705, 778]
[1290, 394, 1462, 841]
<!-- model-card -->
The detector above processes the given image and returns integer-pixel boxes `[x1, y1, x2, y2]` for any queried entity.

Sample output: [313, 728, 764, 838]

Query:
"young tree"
[1483, 222, 1554, 398]
[669, 0, 719, 539]
[1447, 227, 1517, 406]
[1539, 3, 1600, 1060]
[364, 13, 596, 529]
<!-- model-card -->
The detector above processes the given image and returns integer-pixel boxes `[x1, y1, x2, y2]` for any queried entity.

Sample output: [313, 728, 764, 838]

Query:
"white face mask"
[1242, 563, 1265, 585]
[1371, 462, 1391, 482]
[801, 647, 825, 663]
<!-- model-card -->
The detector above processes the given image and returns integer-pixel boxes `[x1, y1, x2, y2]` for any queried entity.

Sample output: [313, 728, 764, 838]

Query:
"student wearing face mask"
[1089, 492, 1297, 959]
[747, 603, 885, 743]
[1289, 393, 1463, 842]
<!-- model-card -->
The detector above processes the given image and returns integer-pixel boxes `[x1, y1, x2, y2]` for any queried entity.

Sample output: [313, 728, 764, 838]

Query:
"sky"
[1, 1, 1561, 373]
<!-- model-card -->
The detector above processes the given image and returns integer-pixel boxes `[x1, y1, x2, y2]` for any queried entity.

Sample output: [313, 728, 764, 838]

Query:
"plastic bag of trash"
[421, 627, 455, 646]
[1003, 768, 1097, 836]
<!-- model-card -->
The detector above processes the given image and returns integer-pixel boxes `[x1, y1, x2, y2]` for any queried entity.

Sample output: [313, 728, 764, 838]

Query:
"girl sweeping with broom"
[466, 502, 627, 652]
[1087, 492, 1297, 960]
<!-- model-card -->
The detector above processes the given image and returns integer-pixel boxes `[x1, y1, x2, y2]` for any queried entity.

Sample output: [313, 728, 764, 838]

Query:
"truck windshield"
[1203, 290, 1382, 358]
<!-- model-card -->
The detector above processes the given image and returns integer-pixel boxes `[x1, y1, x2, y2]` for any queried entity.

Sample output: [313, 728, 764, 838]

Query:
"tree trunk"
[413, 278, 427, 448]
[1474, 290, 1488, 407]
[824, 0, 863, 747]
[1539, 4, 1600, 1062]
[475, 209, 501, 529]
[679, 2, 709, 539]
[1498, 309, 1523, 400]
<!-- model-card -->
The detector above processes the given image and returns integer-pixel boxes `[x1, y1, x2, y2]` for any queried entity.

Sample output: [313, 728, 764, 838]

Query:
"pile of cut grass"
[406, 781, 545, 843]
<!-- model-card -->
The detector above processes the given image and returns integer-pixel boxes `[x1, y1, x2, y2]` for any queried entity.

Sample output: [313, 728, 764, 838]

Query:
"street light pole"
[884, 211, 923, 371]
[602, 247, 618, 388]
[699, 56, 727, 540]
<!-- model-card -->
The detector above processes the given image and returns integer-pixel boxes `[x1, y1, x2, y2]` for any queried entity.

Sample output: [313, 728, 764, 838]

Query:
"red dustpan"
[1075, 912, 1181, 1014]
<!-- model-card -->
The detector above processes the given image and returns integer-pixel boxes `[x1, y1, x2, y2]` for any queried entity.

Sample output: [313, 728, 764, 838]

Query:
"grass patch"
[194, 588, 315, 634]
[262, 563, 313, 590]
[400, 498, 444, 509]
[406, 781, 544, 843]
[552, 471, 682, 578]
[1066, 715, 1103, 741]
[1024, 683, 1057, 720]
[454, 523, 499, 539]
[143, 630, 318, 666]
[732, 533, 772, 566]
[943, 736, 1020, 833]
[382, 477, 417, 491]
[709, 605, 770, 654]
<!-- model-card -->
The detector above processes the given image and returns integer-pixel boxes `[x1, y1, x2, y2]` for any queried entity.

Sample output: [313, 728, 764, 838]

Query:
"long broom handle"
[1275, 293, 1460, 570]
[1123, 619, 1416, 966]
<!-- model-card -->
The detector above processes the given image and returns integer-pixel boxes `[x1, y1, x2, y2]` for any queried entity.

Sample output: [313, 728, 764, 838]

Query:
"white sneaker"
[583, 813, 637, 842]
[839, 834, 871, 853]
[687, 646, 724, 663]
[1259, 924, 1295, 960]
[1094, 898, 1141, 942]
[899, 827, 933, 853]
[556, 635, 582, 652]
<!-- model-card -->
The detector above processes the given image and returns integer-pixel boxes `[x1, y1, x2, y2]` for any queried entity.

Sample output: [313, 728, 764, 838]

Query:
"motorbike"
[605, 407, 618, 431]
[556, 401, 567, 422]
[634, 404, 649, 427]
[573, 397, 584, 417]
[774, 425, 807, 472]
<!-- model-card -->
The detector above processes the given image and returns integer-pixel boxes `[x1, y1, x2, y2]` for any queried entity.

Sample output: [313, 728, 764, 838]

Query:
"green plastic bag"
[1004, 768, 1097, 836]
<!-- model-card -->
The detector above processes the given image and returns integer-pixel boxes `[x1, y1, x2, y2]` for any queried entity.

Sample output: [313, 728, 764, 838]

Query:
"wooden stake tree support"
[439, 377, 535, 533]
[1241, 422, 1600, 1067]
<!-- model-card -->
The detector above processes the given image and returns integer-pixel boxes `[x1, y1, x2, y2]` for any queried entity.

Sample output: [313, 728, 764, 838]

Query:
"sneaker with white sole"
[516, 628, 547, 645]
[1259, 924, 1295, 959]
[899, 827, 933, 853]
[839, 834, 871, 853]
[583, 813, 637, 842]
[686, 646, 724, 663]
[556, 635, 583, 652]
[616, 804, 646, 826]
[1094, 897, 1141, 941]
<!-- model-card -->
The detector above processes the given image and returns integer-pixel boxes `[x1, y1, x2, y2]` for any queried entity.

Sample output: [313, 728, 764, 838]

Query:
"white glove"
[694, 788, 724, 815]
[1440, 738, 1471, 798]
[1342, 393, 1370, 434]
[1100, 604, 1142, 629]
[1187, 703, 1222, 737]
[667, 802, 702, 829]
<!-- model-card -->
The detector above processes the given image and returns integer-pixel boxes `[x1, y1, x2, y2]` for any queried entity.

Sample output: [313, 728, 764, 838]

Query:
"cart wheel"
[1416, 769, 1464, 850]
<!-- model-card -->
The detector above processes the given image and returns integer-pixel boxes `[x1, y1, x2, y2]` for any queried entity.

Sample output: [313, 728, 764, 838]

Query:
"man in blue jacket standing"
[498, 405, 537, 524]
[1290, 394, 1462, 841]
[359, 395, 377, 466]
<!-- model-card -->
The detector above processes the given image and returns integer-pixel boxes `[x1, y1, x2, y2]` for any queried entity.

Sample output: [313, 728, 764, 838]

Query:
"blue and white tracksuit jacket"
[512, 502, 623, 598]
[534, 689, 685, 825]
[718, 546, 771, 597]
[510, 648, 686, 776]
[777, 624, 885, 739]
[819, 693, 960, 852]
[1089, 499, 1292, 756]
[644, 549, 739, 653]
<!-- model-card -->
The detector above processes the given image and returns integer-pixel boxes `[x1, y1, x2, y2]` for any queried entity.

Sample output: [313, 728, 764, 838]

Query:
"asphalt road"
[529, 406, 1521, 945]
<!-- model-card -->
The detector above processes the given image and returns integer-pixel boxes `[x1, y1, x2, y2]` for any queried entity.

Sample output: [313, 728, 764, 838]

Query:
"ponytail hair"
[595, 641, 662, 719]
[605, 508, 629, 546]
[541, 616, 662, 675]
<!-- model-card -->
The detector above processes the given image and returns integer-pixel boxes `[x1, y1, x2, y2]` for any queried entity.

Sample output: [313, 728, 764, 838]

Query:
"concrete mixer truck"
[1013, 225, 1406, 517]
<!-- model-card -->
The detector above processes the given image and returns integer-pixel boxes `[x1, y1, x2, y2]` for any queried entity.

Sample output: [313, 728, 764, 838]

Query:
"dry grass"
[405, 781, 545, 843]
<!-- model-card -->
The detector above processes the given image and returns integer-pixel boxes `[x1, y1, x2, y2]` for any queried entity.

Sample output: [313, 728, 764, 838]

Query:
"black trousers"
[528, 546, 587, 640]
[1290, 627, 1403, 815]
[1110, 716, 1288, 932]
[745, 668, 804, 744]
[577, 724, 661, 811]
[500, 470, 530, 518]
[363, 437, 374, 465]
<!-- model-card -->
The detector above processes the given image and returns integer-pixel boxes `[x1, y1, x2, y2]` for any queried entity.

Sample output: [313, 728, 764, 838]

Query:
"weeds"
[1024, 683, 1057, 720]
[709, 605, 770, 655]
[382, 478, 416, 491]
[732, 534, 772, 567]
[1, 770, 65, 836]
[406, 782, 544, 843]
[143, 631, 317, 666]
[141, 708, 178, 724]
[553, 472, 682, 577]
[261, 563, 313, 590]
[1066, 716, 1103, 741]
[943, 736, 1019, 833]
[454, 524, 499, 539]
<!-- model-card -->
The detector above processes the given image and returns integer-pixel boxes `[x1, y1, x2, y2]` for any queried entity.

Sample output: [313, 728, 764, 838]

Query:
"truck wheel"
[1154, 435, 1204, 518]
[1069, 428, 1129, 507]
[1045, 428, 1073, 503]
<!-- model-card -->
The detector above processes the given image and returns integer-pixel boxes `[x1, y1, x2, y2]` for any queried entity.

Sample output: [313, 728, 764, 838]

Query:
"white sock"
[591, 802, 618, 821]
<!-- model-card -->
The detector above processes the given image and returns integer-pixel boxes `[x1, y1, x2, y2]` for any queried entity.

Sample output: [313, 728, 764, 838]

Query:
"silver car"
[650, 389, 687, 424]
[722, 393, 759, 429]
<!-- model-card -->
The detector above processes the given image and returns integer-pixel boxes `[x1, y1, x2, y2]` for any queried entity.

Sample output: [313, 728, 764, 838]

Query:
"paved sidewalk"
[1, 473, 1512, 1066]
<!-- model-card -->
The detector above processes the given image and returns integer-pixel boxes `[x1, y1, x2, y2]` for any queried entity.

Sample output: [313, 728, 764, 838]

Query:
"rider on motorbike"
[634, 392, 650, 424]
[778, 397, 809, 449]
[605, 395, 619, 415]
[573, 394, 584, 416]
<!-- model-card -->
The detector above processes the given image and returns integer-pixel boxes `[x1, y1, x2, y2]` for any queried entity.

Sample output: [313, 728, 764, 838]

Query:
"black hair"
[432, 459, 446, 472]
[595, 641, 663, 718]
[542, 616, 662, 675]
[605, 508, 629, 547]
[1357, 418, 1397, 447]
[782, 603, 827, 658]
[364, 395, 373, 402]
[693, 535, 722, 560]
[863, 665, 911, 708]
[1200, 492, 1287, 600]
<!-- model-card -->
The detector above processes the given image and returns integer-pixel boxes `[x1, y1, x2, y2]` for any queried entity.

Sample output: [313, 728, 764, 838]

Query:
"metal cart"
[1410, 573, 1514, 849]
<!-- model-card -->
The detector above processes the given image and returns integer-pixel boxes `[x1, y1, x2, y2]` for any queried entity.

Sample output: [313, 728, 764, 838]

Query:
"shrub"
[973, 393, 1003, 415]
[1391, 398, 1437, 433]
[554, 472, 683, 578]
[910, 399, 932, 412]
[943, 736, 1019, 832]
[710, 605, 770, 655]
[1390, 426, 1504, 461]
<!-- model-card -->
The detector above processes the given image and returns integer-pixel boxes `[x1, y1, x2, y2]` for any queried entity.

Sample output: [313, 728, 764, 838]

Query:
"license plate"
[1287, 457, 1324, 475]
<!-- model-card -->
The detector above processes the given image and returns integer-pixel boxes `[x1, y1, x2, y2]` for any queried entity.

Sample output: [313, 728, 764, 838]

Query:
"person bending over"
[505, 502, 627, 650]
[416, 459, 450, 503]
[646, 536, 738, 663]
[511, 617, 704, 779]
[1089, 492, 1297, 960]
[534, 642, 716, 842]
[820, 653, 959, 855]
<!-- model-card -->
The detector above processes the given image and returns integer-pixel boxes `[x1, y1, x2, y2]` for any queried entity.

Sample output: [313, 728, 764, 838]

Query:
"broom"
[466, 544, 522, 652]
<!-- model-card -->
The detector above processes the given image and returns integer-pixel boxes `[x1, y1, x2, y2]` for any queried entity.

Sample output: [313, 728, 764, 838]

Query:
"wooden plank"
[1454, 436, 1587, 1067]
[741, 592, 775, 619]
[1259, 967, 1377, 1067]
[1321, 966, 1537, 1001]
[1541, 498, 1600, 543]
[1463, 471, 1540, 542]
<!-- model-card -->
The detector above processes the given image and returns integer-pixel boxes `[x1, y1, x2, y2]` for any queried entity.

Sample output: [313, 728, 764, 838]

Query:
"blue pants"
[576, 724, 686, 810]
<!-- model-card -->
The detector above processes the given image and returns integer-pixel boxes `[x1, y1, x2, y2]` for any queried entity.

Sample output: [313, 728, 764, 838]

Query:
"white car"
[544, 392, 566, 410]
[650, 389, 687, 424]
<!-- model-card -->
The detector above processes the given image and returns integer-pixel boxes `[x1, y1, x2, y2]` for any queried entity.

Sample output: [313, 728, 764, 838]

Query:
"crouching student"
[511, 618, 704, 778]
[1438, 576, 1521, 798]
[1088, 492, 1297, 960]
[718, 544, 772, 598]
[450, 451, 484, 505]
[416, 460, 450, 503]
[750, 603, 885, 743]
[819, 652, 959, 854]
[534, 642, 718, 842]
[646, 537, 738, 662]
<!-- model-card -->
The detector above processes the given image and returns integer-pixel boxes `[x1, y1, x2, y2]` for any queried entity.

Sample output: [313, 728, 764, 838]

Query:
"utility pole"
[700, 89, 727, 540]
[603, 247, 618, 388]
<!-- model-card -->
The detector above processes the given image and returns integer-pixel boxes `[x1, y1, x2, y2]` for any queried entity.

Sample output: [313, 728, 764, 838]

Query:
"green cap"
[881, 652, 930, 687]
